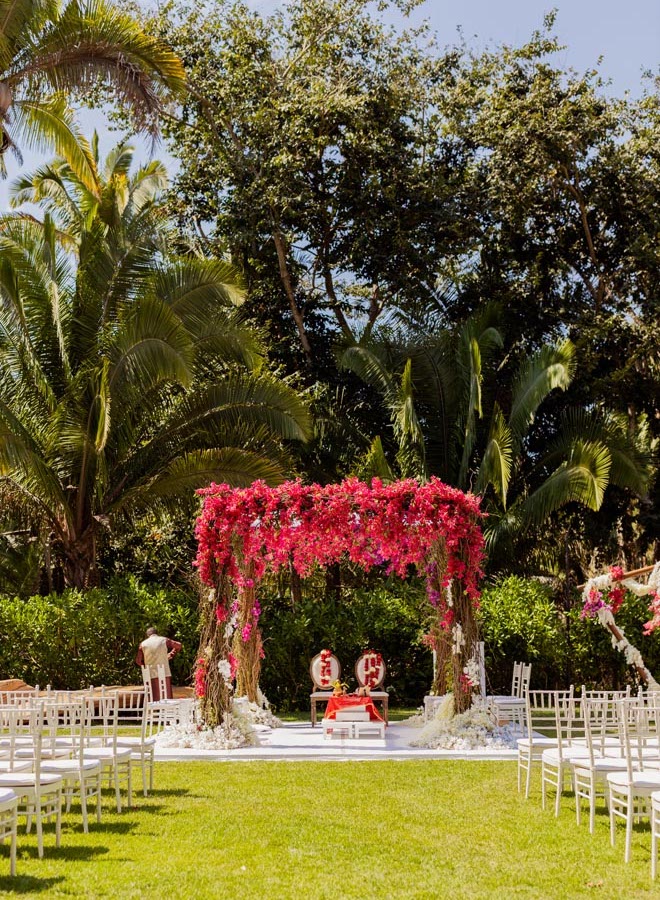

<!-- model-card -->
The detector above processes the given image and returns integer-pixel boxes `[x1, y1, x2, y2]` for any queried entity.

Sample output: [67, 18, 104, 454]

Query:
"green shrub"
[478, 576, 567, 692]
[478, 575, 660, 692]
[0, 577, 198, 689]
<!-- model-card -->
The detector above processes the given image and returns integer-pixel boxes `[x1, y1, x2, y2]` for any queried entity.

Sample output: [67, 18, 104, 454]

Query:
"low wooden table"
[310, 691, 389, 725]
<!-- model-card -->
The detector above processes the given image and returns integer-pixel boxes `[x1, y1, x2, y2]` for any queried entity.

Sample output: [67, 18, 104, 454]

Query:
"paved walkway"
[154, 720, 517, 762]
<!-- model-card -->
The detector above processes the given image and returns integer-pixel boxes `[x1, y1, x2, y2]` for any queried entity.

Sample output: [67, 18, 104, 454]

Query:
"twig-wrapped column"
[197, 576, 233, 726]
[233, 574, 262, 702]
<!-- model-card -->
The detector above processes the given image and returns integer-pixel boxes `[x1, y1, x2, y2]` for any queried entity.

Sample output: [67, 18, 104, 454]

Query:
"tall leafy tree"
[145, 0, 455, 368]
[428, 20, 660, 556]
[0, 141, 311, 588]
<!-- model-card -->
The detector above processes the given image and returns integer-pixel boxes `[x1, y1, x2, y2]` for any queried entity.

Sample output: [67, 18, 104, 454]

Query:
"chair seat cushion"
[542, 747, 590, 763]
[607, 771, 660, 789]
[517, 737, 556, 750]
[15, 748, 71, 760]
[572, 757, 628, 772]
[0, 788, 17, 805]
[41, 759, 102, 774]
[0, 761, 31, 773]
[0, 772, 62, 788]
[116, 737, 156, 747]
[83, 748, 131, 761]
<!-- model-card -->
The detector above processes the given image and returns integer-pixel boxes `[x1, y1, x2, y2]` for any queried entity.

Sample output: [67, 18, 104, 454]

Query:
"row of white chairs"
[0, 686, 163, 874]
[516, 686, 660, 876]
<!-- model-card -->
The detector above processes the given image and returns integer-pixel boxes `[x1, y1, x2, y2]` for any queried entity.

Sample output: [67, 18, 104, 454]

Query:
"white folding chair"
[489, 663, 531, 728]
[0, 789, 17, 876]
[541, 692, 589, 815]
[39, 698, 103, 833]
[142, 666, 185, 733]
[0, 705, 63, 858]
[572, 696, 627, 833]
[607, 696, 660, 862]
[517, 689, 567, 798]
[82, 694, 132, 813]
[115, 690, 156, 797]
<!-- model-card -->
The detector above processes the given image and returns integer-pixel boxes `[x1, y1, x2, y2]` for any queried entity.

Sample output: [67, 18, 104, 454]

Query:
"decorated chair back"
[355, 651, 386, 690]
[310, 651, 341, 690]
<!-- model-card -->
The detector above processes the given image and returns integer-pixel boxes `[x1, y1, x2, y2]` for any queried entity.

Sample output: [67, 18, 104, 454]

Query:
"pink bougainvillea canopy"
[194, 477, 484, 599]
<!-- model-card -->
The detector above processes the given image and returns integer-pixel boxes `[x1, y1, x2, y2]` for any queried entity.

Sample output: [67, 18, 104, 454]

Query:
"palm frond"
[109, 296, 195, 393]
[521, 439, 611, 526]
[144, 448, 288, 497]
[12, 96, 99, 194]
[338, 343, 394, 398]
[475, 403, 513, 506]
[11, 0, 186, 135]
[544, 407, 651, 496]
[509, 339, 576, 440]
[351, 435, 395, 484]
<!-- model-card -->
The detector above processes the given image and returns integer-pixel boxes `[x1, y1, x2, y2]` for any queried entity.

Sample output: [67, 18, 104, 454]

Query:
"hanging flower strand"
[581, 563, 660, 689]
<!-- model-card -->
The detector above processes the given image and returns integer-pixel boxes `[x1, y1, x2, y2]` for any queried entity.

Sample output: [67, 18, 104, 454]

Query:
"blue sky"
[2, 0, 658, 208]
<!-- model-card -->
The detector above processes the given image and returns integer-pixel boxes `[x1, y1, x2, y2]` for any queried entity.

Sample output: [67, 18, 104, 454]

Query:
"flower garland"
[361, 651, 383, 688]
[195, 478, 484, 603]
[194, 657, 207, 699]
[319, 649, 334, 688]
[581, 563, 660, 688]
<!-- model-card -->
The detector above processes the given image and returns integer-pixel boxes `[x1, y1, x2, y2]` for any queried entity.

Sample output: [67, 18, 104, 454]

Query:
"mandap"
[193, 477, 484, 725]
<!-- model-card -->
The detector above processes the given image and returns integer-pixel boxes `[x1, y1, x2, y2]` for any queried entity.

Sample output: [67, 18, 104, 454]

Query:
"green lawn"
[0, 760, 656, 899]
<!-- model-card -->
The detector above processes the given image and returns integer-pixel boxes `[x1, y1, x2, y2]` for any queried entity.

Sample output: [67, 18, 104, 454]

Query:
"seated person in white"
[135, 627, 182, 700]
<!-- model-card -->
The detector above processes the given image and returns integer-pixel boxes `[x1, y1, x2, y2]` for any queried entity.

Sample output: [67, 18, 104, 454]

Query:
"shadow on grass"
[23, 844, 109, 862]
[67, 820, 136, 836]
[0, 875, 65, 894]
[146, 788, 191, 798]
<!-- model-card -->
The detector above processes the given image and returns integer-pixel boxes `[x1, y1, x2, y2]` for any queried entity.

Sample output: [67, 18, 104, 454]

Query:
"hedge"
[0, 577, 198, 689]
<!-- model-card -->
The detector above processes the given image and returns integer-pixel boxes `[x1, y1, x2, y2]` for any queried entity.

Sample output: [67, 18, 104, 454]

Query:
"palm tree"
[340, 300, 649, 567]
[0, 0, 185, 181]
[0, 141, 311, 588]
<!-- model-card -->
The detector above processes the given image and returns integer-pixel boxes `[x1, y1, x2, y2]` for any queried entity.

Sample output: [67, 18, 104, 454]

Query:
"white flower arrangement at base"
[409, 695, 518, 750]
[155, 711, 259, 751]
[233, 691, 282, 728]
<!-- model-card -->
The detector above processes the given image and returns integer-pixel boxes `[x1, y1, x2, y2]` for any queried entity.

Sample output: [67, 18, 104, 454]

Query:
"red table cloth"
[323, 694, 383, 722]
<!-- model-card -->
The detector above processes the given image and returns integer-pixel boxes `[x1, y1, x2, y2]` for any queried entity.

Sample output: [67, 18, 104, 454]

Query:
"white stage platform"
[154, 720, 518, 762]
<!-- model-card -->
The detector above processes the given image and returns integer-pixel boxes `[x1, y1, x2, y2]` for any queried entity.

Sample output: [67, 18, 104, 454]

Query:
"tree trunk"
[272, 229, 313, 367]
[61, 529, 98, 590]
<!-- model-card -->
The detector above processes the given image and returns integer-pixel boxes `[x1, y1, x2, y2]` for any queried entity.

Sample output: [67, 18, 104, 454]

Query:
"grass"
[0, 760, 657, 899]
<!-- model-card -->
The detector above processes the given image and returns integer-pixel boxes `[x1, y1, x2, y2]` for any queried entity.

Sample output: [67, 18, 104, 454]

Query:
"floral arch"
[193, 477, 484, 724]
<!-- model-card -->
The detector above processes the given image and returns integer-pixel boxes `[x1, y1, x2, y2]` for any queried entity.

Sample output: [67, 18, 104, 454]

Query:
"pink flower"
[241, 622, 253, 643]
[194, 657, 207, 698]
[581, 587, 606, 619]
